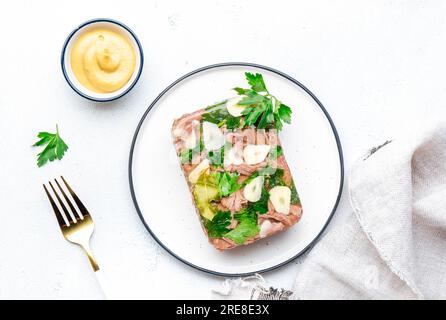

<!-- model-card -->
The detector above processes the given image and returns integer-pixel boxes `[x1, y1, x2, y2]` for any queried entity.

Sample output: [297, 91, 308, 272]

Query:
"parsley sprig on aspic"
[33, 125, 69, 167]
[234, 72, 292, 130]
[204, 205, 262, 245]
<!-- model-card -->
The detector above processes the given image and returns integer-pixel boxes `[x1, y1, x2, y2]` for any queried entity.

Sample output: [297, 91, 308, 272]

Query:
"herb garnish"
[180, 140, 204, 164]
[225, 208, 260, 244]
[234, 72, 292, 130]
[249, 186, 269, 214]
[207, 148, 224, 168]
[33, 125, 68, 167]
[204, 206, 261, 244]
[204, 210, 232, 238]
[202, 101, 241, 130]
[225, 117, 241, 130]
[212, 171, 240, 197]
[200, 72, 293, 131]
[204, 197, 267, 244]
[207, 141, 233, 167]
[202, 169, 268, 243]
[192, 72, 298, 244]
[290, 181, 301, 205]
[269, 145, 283, 160]
[268, 168, 286, 188]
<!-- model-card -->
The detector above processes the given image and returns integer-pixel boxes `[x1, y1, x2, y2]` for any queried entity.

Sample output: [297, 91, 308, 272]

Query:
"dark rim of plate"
[60, 18, 144, 102]
[128, 62, 344, 277]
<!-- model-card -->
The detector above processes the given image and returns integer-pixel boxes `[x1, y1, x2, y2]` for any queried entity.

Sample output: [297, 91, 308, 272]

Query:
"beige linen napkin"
[293, 123, 446, 299]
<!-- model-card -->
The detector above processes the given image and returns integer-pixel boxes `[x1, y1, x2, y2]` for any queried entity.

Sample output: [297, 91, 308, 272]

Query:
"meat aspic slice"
[172, 109, 302, 251]
[171, 72, 302, 250]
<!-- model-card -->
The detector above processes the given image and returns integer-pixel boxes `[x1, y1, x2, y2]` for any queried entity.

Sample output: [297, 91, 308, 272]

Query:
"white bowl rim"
[61, 18, 144, 102]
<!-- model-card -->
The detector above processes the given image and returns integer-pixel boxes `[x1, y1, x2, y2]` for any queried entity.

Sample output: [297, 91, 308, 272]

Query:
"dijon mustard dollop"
[70, 29, 136, 93]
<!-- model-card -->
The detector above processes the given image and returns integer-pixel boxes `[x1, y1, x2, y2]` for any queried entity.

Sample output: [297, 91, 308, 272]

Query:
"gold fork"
[43, 176, 99, 271]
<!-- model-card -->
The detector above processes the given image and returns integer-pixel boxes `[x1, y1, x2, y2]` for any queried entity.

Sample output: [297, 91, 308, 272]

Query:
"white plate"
[129, 63, 344, 276]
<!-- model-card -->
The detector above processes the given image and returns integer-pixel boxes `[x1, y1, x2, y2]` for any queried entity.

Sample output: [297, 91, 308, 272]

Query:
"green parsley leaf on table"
[204, 210, 232, 238]
[33, 125, 68, 167]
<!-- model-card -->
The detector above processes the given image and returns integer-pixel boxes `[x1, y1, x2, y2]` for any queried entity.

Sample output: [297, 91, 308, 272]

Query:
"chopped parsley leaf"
[204, 211, 232, 238]
[225, 208, 260, 244]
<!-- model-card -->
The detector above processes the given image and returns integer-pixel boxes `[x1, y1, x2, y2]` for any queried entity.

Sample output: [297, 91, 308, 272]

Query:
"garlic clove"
[226, 96, 246, 117]
[243, 176, 264, 202]
[269, 186, 291, 214]
[243, 144, 271, 165]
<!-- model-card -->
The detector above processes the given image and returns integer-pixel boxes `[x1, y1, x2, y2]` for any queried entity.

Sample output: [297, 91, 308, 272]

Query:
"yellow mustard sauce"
[70, 29, 136, 93]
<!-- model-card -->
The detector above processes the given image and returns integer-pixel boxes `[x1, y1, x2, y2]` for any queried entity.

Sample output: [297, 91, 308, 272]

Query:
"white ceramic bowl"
[61, 18, 144, 102]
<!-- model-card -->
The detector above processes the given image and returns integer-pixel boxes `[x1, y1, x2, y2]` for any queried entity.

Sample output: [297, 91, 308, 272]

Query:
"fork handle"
[94, 269, 116, 299]
[80, 244, 116, 299]
[81, 244, 100, 272]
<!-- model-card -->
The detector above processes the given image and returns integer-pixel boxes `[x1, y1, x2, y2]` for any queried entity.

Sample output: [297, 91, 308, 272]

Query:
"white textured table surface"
[1, 0, 446, 299]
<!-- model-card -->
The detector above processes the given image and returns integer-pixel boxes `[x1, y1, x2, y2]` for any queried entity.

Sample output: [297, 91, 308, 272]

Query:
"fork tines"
[43, 176, 90, 228]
